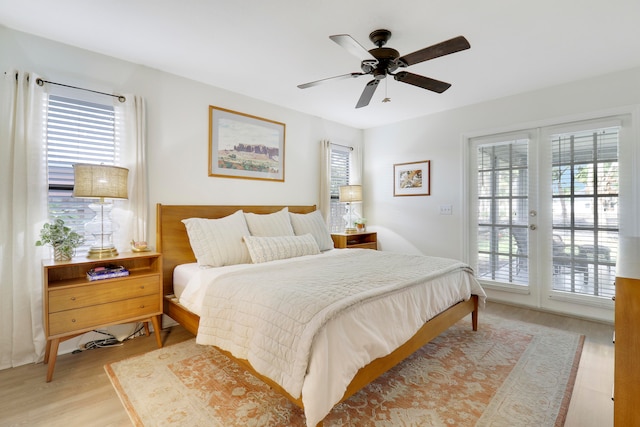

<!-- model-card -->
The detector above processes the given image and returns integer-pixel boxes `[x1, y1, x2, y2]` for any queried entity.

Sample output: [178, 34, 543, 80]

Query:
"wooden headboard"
[156, 204, 317, 296]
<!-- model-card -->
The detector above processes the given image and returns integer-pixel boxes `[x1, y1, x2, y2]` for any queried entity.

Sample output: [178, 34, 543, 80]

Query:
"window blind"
[551, 126, 619, 298]
[475, 138, 530, 286]
[46, 95, 118, 253]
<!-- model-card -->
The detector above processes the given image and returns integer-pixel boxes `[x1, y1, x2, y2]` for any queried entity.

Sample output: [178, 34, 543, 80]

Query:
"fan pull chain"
[382, 78, 391, 103]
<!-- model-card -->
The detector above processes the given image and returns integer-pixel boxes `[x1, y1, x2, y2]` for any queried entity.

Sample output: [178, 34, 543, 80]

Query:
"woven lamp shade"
[73, 164, 129, 199]
[339, 185, 362, 203]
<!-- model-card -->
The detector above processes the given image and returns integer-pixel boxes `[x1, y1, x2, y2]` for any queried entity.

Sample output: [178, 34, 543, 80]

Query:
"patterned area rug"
[105, 313, 583, 426]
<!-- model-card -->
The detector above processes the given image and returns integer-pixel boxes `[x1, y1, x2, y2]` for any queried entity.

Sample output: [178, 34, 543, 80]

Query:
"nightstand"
[42, 252, 163, 382]
[331, 231, 377, 250]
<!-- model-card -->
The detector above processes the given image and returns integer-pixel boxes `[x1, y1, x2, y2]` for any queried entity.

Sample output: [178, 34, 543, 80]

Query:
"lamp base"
[85, 201, 119, 260]
[344, 227, 357, 234]
[87, 247, 119, 259]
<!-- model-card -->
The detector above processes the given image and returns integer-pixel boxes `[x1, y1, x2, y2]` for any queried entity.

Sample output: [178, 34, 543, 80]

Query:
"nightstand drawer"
[49, 276, 160, 313]
[48, 294, 160, 336]
[351, 242, 377, 250]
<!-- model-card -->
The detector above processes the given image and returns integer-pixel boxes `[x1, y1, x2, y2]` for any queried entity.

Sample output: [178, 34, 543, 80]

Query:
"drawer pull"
[140, 305, 145, 308]
[70, 297, 76, 301]
[71, 319, 76, 323]
[140, 286, 145, 289]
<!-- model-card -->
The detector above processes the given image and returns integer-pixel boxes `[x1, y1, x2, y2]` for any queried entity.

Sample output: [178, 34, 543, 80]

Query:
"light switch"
[440, 205, 453, 215]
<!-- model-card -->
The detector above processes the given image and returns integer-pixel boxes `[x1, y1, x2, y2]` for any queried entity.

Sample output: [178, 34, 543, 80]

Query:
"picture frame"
[209, 106, 285, 181]
[393, 160, 431, 196]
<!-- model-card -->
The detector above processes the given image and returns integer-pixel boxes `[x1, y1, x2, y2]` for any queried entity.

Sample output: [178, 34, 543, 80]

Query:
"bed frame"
[156, 203, 479, 426]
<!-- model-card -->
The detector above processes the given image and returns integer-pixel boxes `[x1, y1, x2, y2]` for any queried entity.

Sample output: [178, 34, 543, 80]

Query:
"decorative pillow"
[289, 210, 334, 251]
[244, 207, 295, 237]
[182, 210, 251, 267]
[243, 234, 321, 264]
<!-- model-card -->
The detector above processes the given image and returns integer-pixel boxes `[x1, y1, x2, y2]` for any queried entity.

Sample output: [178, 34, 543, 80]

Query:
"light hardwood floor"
[0, 302, 614, 427]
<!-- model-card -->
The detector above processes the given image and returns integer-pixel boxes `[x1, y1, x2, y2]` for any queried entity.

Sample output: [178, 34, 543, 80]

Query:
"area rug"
[105, 313, 584, 426]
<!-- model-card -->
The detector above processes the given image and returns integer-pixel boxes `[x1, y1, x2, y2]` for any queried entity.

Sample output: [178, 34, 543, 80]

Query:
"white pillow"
[244, 207, 295, 237]
[182, 210, 252, 267]
[243, 234, 321, 263]
[289, 210, 334, 251]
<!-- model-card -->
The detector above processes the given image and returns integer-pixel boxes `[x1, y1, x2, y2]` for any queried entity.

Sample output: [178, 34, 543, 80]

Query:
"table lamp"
[73, 164, 129, 259]
[339, 184, 362, 234]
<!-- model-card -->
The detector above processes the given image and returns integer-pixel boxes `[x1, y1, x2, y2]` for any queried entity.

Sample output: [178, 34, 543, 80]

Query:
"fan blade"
[394, 71, 451, 93]
[298, 73, 364, 89]
[330, 34, 378, 62]
[398, 36, 470, 67]
[356, 80, 380, 108]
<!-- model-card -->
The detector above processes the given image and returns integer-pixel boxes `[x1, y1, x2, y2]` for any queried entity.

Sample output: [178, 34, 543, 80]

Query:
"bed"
[156, 204, 485, 426]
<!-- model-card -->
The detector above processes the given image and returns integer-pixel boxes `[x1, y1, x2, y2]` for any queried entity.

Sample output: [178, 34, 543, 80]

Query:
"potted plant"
[36, 218, 83, 261]
[355, 218, 367, 232]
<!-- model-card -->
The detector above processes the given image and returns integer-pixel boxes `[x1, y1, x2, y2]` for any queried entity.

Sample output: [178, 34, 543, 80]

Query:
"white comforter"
[181, 249, 486, 426]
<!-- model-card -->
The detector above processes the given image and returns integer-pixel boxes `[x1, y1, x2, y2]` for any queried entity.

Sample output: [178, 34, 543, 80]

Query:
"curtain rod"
[331, 142, 354, 151]
[36, 78, 126, 103]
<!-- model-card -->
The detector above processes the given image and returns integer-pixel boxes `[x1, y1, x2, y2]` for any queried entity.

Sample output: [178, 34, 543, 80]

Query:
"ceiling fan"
[298, 29, 470, 108]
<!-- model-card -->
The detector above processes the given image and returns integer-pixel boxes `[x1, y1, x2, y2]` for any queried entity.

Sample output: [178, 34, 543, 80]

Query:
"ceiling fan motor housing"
[362, 47, 400, 77]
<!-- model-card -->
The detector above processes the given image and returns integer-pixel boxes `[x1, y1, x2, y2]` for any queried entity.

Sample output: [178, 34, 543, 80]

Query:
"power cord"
[72, 323, 147, 354]
[80, 330, 121, 351]
[123, 323, 146, 341]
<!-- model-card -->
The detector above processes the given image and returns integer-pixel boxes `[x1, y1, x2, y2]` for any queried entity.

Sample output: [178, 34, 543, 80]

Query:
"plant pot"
[53, 246, 72, 262]
[356, 224, 366, 232]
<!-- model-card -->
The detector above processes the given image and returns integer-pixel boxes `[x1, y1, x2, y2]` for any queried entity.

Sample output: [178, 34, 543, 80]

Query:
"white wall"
[1, 25, 363, 248]
[364, 66, 640, 321]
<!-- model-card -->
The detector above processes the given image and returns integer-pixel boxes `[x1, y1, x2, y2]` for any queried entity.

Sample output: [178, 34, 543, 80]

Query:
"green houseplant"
[36, 218, 83, 261]
[355, 217, 367, 231]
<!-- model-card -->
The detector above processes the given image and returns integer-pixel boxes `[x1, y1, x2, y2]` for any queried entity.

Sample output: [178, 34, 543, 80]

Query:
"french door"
[469, 118, 621, 307]
[472, 135, 534, 290]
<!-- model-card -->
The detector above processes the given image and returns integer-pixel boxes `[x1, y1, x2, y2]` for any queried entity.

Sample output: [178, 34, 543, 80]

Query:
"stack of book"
[86, 264, 130, 281]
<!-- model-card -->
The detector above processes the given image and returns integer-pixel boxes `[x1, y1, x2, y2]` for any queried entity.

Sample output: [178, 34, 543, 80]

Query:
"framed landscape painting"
[394, 160, 430, 196]
[209, 106, 285, 181]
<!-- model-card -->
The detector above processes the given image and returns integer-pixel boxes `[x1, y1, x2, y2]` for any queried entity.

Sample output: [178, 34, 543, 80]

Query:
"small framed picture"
[394, 160, 430, 196]
[209, 106, 285, 182]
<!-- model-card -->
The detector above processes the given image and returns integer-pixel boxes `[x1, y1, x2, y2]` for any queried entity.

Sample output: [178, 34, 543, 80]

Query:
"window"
[476, 138, 530, 286]
[329, 144, 351, 232]
[45, 94, 119, 254]
[551, 127, 619, 298]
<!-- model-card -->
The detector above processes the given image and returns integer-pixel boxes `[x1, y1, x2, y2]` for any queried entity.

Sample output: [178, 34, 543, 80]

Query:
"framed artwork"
[394, 160, 431, 196]
[209, 106, 285, 181]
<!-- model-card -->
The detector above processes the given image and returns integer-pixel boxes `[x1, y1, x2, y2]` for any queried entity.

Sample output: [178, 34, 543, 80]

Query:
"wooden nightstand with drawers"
[331, 231, 377, 250]
[42, 252, 163, 382]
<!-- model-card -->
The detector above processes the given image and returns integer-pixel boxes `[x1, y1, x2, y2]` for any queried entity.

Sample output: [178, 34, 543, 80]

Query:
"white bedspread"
[184, 249, 486, 426]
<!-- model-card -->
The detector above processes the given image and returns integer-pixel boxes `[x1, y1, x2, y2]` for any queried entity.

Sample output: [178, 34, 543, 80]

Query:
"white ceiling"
[2, 0, 640, 129]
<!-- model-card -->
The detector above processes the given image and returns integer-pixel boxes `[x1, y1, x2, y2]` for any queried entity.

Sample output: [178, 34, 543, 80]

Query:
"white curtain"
[319, 139, 332, 224]
[114, 95, 148, 250]
[0, 70, 49, 368]
[349, 144, 364, 219]
[350, 144, 363, 185]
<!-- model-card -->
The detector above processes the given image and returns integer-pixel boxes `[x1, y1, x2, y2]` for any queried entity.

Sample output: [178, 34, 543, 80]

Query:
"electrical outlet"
[440, 205, 453, 215]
